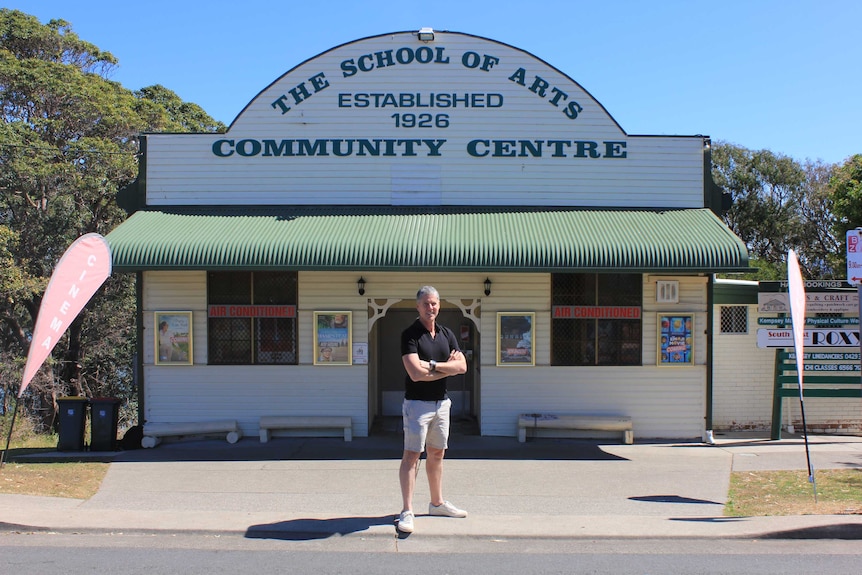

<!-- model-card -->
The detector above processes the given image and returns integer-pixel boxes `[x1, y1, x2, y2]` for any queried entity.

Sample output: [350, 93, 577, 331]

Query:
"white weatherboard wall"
[781, 391, 862, 434]
[142, 271, 370, 438]
[141, 271, 712, 440]
[712, 304, 862, 433]
[480, 275, 709, 439]
[142, 270, 493, 438]
[143, 31, 705, 209]
[712, 305, 775, 431]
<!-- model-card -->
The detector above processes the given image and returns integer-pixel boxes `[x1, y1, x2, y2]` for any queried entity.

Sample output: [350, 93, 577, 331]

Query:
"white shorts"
[402, 398, 451, 453]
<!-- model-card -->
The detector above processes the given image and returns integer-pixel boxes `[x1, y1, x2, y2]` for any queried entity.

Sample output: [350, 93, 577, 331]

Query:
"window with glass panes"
[207, 271, 298, 365]
[551, 273, 642, 366]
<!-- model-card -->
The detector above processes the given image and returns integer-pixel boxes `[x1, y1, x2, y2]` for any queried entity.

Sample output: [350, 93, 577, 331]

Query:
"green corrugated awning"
[105, 206, 750, 273]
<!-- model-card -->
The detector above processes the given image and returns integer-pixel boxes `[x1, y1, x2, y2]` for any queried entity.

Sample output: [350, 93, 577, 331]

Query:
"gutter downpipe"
[136, 271, 145, 426]
[703, 274, 716, 444]
[702, 136, 717, 443]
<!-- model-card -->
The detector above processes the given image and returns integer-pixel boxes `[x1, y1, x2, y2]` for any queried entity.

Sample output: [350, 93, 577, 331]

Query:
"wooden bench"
[518, 413, 633, 444]
[259, 415, 353, 442]
[141, 420, 242, 448]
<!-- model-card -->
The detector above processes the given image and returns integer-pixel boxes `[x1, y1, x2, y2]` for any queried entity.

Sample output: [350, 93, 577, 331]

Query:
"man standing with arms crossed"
[397, 286, 468, 534]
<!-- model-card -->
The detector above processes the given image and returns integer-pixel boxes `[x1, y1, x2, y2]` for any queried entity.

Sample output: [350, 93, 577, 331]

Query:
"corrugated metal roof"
[105, 207, 750, 273]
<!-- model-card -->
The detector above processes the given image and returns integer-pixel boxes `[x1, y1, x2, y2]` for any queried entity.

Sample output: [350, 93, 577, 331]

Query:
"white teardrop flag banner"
[787, 248, 818, 497]
[787, 249, 806, 391]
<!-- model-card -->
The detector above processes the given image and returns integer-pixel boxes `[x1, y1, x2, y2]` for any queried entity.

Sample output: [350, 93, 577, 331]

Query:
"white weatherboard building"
[106, 30, 753, 443]
[712, 280, 862, 437]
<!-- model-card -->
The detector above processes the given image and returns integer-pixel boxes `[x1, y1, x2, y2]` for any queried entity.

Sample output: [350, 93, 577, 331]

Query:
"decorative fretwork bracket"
[448, 299, 482, 333]
[368, 298, 401, 330]
[367, 298, 482, 332]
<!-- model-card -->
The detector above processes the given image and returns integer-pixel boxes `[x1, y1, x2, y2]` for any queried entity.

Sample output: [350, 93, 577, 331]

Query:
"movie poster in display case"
[658, 314, 693, 366]
[314, 312, 352, 365]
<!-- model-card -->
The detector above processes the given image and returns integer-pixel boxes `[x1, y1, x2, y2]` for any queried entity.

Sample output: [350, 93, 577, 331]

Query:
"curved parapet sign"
[142, 30, 709, 209]
[19, 233, 112, 397]
[235, 30, 621, 134]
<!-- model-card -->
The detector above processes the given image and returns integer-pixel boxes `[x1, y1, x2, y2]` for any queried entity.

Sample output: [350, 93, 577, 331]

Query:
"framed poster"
[497, 312, 535, 366]
[658, 314, 694, 366]
[154, 311, 193, 365]
[314, 312, 352, 365]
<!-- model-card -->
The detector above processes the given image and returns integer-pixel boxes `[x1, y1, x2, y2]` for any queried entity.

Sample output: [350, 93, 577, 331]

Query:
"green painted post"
[770, 349, 784, 440]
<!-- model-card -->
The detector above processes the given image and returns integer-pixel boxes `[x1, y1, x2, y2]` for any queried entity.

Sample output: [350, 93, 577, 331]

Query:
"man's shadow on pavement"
[245, 515, 397, 541]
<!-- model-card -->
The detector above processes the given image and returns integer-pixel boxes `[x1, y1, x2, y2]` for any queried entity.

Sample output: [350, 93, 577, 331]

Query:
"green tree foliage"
[826, 155, 862, 280]
[801, 159, 842, 278]
[135, 84, 225, 133]
[712, 142, 840, 280]
[0, 9, 223, 427]
[829, 154, 862, 228]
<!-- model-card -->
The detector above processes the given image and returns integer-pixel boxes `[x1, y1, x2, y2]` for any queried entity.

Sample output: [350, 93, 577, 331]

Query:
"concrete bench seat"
[518, 413, 633, 444]
[142, 420, 242, 448]
[259, 415, 353, 442]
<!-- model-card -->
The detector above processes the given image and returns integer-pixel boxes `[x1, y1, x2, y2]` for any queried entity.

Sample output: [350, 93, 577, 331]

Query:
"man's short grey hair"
[416, 285, 439, 301]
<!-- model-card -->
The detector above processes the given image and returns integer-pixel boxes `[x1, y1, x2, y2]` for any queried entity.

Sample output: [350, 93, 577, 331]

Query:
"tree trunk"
[60, 316, 84, 397]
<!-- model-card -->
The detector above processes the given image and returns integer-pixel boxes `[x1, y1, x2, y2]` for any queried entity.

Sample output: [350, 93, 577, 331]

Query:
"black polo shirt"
[401, 318, 461, 401]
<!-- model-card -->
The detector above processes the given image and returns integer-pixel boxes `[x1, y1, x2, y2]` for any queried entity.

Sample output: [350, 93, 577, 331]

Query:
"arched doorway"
[369, 300, 479, 434]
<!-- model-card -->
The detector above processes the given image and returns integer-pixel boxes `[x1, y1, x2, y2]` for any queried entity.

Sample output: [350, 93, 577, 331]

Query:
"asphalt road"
[2, 532, 861, 575]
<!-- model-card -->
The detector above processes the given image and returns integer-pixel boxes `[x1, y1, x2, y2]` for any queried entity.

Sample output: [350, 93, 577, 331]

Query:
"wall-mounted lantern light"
[357, 277, 366, 296]
[484, 277, 492, 296]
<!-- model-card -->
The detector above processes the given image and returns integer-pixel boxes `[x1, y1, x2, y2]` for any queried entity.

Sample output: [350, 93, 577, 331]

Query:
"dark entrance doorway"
[374, 306, 477, 433]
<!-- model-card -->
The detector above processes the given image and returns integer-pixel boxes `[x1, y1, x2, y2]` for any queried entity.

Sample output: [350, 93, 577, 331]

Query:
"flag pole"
[1, 396, 21, 468]
[797, 387, 817, 502]
[787, 249, 816, 502]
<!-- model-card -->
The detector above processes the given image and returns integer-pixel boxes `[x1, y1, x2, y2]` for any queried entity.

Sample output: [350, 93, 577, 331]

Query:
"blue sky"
[8, 0, 861, 165]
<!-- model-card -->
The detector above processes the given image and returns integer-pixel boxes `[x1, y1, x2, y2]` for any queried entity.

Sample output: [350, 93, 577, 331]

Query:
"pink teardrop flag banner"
[18, 233, 112, 397]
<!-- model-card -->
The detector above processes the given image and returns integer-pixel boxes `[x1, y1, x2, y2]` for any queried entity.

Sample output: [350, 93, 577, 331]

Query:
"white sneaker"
[429, 500, 468, 518]
[397, 510, 415, 533]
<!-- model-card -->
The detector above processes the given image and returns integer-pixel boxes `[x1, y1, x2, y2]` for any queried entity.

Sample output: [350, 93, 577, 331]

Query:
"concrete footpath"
[2, 432, 861, 540]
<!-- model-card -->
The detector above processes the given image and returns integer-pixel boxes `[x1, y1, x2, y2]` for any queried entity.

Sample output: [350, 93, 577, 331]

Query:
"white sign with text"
[757, 292, 858, 314]
[757, 328, 860, 348]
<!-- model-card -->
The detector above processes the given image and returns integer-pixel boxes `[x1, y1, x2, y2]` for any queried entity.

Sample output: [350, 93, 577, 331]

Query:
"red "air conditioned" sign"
[208, 305, 297, 318]
[552, 306, 641, 319]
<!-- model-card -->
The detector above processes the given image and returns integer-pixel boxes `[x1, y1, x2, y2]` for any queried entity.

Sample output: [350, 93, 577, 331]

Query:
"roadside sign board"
[847, 228, 862, 285]
[757, 291, 858, 314]
[758, 317, 859, 326]
[757, 328, 860, 348]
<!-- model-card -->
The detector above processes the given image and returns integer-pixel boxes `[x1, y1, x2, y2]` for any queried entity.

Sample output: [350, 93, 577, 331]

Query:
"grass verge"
[1, 424, 107, 499]
[726, 469, 862, 516]
[0, 461, 108, 499]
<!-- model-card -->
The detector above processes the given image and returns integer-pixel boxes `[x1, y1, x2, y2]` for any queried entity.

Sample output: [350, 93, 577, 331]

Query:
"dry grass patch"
[727, 469, 862, 516]
[1, 418, 107, 500]
[0, 462, 108, 499]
